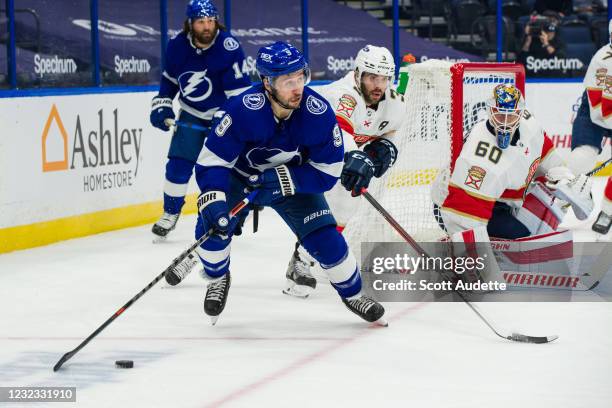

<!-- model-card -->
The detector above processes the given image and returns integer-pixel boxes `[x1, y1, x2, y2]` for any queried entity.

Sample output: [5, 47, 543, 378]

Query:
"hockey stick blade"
[508, 333, 559, 344]
[53, 190, 258, 372]
[360, 189, 559, 345]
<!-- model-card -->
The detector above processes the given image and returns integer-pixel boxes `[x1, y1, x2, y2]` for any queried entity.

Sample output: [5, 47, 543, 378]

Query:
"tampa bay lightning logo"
[178, 70, 213, 102]
[306, 95, 327, 115]
[246, 147, 302, 172]
[243, 93, 265, 110]
[223, 37, 239, 51]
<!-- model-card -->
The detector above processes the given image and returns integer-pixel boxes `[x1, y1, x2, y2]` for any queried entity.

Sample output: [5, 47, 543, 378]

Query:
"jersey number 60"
[474, 141, 502, 164]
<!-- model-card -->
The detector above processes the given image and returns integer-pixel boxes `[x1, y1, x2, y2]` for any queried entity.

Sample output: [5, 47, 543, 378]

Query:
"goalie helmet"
[186, 0, 219, 20]
[354, 45, 395, 79]
[487, 84, 525, 149]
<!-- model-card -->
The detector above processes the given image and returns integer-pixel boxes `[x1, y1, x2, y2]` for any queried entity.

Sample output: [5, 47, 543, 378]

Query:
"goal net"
[343, 60, 526, 257]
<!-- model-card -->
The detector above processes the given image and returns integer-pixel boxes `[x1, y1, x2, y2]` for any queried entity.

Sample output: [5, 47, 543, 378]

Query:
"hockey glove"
[197, 190, 232, 236]
[341, 150, 376, 197]
[363, 138, 398, 178]
[247, 165, 296, 206]
[544, 166, 574, 191]
[150, 95, 175, 131]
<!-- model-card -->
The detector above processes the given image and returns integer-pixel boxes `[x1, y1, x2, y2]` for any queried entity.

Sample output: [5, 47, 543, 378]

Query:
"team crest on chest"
[336, 94, 357, 118]
[465, 165, 487, 190]
[178, 70, 213, 102]
[306, 95, 328, 115]
[243, 93, 265, 110]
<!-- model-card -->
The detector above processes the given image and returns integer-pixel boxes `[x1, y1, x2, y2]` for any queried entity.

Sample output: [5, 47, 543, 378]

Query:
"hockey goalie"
[432, 84, 594, 274]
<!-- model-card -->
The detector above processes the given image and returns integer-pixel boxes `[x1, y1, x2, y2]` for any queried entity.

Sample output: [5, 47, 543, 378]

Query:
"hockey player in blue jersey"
[149, 0, 250, 241]
[168, 41, 386, 326]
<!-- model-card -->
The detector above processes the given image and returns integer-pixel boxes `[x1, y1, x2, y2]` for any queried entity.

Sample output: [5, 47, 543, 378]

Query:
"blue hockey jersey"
[159, 30, 251, 120]
[195, 85, 345, 194]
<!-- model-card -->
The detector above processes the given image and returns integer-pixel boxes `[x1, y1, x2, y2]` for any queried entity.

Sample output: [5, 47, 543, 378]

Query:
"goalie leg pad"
[302, 225, 361, 298]
[451, 226, 501, 283]
[515, 182, 566, 235]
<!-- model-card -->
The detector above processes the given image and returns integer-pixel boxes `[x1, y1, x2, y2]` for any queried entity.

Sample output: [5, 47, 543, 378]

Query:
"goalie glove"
[544, 166, 574, 191]
[363, 138, 398, 178]
[551, 173, 594, 221]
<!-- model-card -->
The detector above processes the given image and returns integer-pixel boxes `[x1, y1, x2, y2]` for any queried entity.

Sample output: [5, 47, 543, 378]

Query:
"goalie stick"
[53, 190, 258, 372]
[360, 189, 559, 344]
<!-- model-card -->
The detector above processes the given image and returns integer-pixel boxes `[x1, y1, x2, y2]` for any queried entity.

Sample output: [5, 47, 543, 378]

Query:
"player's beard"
[361, 83, 384, 106]
[271, 88, 302, 110]
[193, 26, 217, 46]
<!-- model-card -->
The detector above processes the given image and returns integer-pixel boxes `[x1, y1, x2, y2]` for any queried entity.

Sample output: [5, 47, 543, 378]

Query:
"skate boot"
[342, 292, 387, 326]
[204, 272, 231, 325]
[152, 212, 180, 241]
[165, 252, 200, 286]
[283, 243, 317, 298]
[592, 210, 612, 235]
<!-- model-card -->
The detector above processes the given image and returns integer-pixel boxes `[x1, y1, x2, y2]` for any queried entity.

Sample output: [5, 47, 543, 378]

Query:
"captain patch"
[464, 166, 486, 190]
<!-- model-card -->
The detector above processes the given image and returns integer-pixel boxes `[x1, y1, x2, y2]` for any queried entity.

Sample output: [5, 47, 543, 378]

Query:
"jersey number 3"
[475, 141, 502, 164]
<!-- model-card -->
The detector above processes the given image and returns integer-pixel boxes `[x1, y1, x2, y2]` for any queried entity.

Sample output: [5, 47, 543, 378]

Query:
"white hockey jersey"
[584, 43, 612, 129]
[434, 112, 564, 234]
[317, 72, 406, 149]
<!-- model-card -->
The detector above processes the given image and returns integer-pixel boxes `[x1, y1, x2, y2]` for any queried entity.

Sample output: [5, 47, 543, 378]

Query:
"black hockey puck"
[115, 360, 134, 369]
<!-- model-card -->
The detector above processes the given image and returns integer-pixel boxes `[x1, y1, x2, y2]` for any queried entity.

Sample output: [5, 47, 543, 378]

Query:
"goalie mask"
[487, 84, 525, 149]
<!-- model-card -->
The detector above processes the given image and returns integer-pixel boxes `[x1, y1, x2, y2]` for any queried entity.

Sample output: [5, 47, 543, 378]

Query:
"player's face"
[191, 17, 217, 46]
[269, 70, 306, 109]
[360, 72, 389, 105]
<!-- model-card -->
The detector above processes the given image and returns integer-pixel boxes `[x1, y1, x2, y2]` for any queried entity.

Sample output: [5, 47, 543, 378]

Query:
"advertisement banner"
[0, 91, 196, 230]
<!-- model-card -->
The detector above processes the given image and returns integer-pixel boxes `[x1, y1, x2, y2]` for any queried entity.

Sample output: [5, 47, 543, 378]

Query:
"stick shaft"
[53, 191, 257, 371]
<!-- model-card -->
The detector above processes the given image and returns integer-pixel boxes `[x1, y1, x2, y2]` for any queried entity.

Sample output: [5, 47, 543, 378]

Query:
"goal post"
[343, 60, 526, 252]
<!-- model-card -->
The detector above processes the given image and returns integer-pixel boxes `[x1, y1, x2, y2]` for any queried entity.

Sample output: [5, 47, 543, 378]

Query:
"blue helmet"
[186, 0, 219, 20]
[487, 84, 524, 149]
[256, 41, 308, 79]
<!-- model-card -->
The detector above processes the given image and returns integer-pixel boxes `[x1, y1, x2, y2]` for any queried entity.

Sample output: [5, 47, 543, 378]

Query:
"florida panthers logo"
[179, 70, 213, 102]
[246, 147, 302, 172]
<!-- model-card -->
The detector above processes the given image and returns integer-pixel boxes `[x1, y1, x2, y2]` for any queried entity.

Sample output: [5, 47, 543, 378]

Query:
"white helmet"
[354, 45, 395, 79]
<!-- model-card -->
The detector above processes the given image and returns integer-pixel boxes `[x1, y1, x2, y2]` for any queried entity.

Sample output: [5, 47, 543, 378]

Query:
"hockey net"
[343, 60, 525, 256]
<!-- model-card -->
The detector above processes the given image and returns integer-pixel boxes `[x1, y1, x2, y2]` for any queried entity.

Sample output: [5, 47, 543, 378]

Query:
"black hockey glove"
[341, 150, 376, 197]
[363, 138, 398, 178]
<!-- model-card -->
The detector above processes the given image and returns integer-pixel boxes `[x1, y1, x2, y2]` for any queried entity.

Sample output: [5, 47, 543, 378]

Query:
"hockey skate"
[204, 272, 231, 325]
[342, 292, 387, 326]
[152, 212, 180, 242]
[165, 252, 200, 286]
[592, 211, 612, 235]
[282, 244, 317, 298]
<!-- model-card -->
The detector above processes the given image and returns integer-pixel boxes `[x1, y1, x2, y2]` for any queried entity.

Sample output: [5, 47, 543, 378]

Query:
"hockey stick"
[53, 190, 258, 372]
[164, 118, 210, 133]
[585, 157, 612, 177]
[360, 189, 559, 344]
